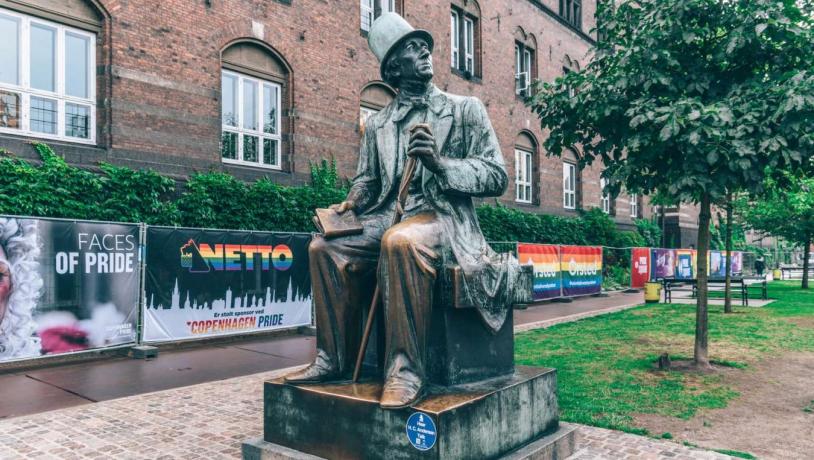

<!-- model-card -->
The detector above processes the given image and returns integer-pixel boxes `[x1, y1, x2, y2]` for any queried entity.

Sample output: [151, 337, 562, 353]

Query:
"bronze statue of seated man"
[285, 13, 522, 409]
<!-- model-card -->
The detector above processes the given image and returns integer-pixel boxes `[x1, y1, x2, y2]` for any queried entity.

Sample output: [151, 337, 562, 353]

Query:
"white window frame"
[221, 70, 282, 170]
[563, 162, 576, 209]
[600, 177, 610, 214]
[515, 44, 532, 96]
[463, 17, 474, 73]
[359, 106, 377, 135]
[515, 149, 532, 204]
[0, 7, 96, 145]
[381, 0, 396, 14]
[630, 193, 639, 218]
[360, 0, 374, 32]
[450, 11, 459, 68]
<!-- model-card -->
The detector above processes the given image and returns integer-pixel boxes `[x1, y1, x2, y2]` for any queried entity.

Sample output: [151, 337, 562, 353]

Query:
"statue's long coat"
[347, 85, 522, 332]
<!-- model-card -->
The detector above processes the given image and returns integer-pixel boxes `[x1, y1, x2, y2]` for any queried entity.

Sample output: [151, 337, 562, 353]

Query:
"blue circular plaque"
[405, 411, 437, 451]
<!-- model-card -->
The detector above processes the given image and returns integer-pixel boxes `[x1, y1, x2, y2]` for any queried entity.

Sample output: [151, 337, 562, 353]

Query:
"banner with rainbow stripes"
[560, 245, 603, 297]
[517, 243, 562, 300]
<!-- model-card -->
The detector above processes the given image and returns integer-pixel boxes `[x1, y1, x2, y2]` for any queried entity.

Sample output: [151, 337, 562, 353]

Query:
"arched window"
[562, 149, 581, 210]
[220, 40, 291, 170]
[450, 0, 481, 79]
[0, 1, 104, 144]
[359, 81, 395, 135]
[514, 28, 537, 98]
[514, 131, 538, 204]
[562, 55, 581, 98]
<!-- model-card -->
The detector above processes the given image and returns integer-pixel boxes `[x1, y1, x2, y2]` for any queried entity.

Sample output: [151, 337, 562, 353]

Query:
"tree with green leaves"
[529, 0, 813, 367]
[739, 172, 814, 289]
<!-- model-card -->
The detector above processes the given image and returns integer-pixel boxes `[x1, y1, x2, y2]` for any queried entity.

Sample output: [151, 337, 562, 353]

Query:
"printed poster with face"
[650, 249, 676, 280]
[675, 250, 694, 279]
[709, 251, 725, 277]
[0, 217, 139, 363]
[143, 227, 312, 342]
[731, 251, 743, 275]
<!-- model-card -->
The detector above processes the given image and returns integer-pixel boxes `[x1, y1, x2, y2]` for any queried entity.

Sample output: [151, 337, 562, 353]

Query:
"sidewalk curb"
[513, 301, 643, 333]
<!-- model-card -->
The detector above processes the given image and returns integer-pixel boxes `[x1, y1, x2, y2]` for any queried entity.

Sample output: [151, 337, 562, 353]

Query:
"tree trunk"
[724, 193, 733, 313]
[803, 237, 811, 290]
[695, 194, 712, 368]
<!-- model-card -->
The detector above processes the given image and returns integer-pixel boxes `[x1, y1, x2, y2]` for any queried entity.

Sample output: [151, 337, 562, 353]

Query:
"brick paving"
[572, 426, 734, 460]
[0, 291, 643, 420]
[0, 366, 735, 460]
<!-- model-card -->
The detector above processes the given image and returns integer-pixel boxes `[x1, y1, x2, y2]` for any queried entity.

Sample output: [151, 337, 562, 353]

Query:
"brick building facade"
[0, 0, 659, 232]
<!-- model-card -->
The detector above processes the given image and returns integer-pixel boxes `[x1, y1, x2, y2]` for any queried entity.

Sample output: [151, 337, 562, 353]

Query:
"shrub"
[0, 143, 178, 224]
[0, 143, 346, 232]
[634, 218, 662, 247]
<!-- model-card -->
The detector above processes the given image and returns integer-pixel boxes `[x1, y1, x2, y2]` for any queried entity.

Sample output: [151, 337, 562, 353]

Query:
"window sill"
[451, 68, 482, 84]
[222, 158, 283, 171]
[0, 127, 96, 146]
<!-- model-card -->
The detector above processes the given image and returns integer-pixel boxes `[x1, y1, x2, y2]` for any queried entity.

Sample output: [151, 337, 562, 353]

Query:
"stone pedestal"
[243, 366, 576, 460]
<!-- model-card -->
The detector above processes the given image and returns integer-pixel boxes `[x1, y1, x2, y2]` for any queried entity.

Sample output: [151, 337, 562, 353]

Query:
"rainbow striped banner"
[517, 243, 562, 300]
[560, 245, 603, 297]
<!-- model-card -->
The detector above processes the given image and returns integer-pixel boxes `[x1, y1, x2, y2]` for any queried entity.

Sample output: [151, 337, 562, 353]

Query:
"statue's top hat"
[368, 13, 434, 79]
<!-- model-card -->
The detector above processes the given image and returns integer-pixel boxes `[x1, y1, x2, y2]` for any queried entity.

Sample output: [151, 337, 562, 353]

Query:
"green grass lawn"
[515, 281, 814, 434]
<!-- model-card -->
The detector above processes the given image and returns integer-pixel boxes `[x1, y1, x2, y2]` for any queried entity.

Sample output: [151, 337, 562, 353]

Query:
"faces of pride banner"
[0, 217, 139, 363]
[517, 244, 602, 300]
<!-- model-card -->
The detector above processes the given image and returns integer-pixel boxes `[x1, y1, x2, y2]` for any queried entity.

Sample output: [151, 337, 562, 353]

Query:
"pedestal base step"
[250, 366, 563, 460]
[243, 423, 578, 460]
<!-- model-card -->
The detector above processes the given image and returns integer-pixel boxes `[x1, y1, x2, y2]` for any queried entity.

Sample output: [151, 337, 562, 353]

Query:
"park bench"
[779, 267, 814, 280]
[661, 276, 767, 306]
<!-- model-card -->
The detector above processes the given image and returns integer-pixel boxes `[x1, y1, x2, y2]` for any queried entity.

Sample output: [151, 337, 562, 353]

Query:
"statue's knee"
[381, 227, 412, 253]
[309, 237, 330, 258]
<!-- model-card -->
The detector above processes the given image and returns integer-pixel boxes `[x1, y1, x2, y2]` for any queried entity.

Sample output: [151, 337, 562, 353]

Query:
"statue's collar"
[394, 85, 446, 115]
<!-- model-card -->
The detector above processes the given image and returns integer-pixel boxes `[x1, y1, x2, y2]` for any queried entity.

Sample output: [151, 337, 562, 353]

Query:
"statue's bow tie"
[398, 95, 431, 110]
[393, 95, 431, 122]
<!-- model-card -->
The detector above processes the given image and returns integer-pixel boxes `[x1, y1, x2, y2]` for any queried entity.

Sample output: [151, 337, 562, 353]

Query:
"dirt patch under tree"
[635, 352, 814, 459]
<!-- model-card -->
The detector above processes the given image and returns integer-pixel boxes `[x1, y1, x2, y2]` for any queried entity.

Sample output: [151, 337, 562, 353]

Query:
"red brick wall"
[0, 0, 649, 228]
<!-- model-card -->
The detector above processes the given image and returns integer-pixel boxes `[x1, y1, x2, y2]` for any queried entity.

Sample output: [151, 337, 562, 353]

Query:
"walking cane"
[351, 124, 426, 383]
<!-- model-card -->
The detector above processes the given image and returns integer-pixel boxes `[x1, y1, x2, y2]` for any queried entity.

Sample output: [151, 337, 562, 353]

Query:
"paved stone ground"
[571, 426, 734, 460]
[0, 366, 735, 460]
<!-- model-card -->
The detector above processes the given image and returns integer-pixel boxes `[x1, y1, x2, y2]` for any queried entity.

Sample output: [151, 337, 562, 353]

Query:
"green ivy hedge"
[1, 143, 658, 249]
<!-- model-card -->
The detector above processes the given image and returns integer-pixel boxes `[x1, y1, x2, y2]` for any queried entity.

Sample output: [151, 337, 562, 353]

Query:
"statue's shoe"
[283, 352, 339, 384]
[379, 376, 424, 409]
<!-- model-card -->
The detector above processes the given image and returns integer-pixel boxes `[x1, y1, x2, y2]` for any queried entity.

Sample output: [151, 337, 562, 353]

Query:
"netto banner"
[143, 227, 312, 342]
[560, 245, 603, 297]
[517, 243, 562, 300]
[0, 217, 139, 363]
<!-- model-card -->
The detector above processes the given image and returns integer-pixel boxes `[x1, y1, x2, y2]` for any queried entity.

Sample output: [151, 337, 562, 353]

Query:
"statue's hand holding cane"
[407, 123, 442, 174]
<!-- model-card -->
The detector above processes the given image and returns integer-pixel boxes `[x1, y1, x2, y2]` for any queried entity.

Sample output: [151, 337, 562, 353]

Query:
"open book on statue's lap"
[313, 208, 364, 239]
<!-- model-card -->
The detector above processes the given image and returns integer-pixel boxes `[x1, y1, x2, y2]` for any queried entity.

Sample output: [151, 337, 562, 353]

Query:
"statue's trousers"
[308, 211, 445, 383]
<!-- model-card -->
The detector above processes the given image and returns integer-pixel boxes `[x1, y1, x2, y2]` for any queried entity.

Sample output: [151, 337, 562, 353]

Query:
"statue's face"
[0, 245, 10, 325]
[394, 37, 433, 84]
